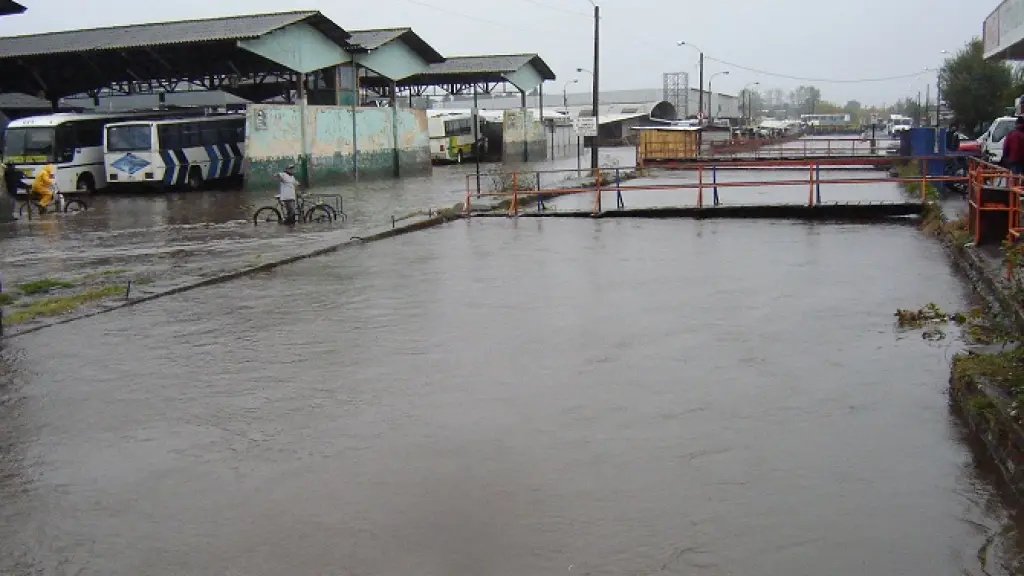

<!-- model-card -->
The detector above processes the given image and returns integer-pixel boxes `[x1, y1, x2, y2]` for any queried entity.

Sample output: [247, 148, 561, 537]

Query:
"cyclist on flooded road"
[29, 165, 55, 214]
[273, 165, 300, 224]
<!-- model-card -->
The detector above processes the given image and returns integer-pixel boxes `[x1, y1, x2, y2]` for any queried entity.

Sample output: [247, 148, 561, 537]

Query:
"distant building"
[440, 87, 740, 120]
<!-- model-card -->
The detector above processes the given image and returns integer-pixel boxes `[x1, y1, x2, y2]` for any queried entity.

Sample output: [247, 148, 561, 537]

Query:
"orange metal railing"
[463, 157, 967, 218]
[640, 137, 888, 166]
[964, 157, 1024, 278]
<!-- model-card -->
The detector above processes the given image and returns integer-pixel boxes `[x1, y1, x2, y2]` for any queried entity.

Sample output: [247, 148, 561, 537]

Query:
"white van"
[979, 116, 1017, 163]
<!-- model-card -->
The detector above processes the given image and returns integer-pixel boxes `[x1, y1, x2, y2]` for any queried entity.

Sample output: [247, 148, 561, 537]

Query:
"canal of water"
[2, 216, 1022, 575]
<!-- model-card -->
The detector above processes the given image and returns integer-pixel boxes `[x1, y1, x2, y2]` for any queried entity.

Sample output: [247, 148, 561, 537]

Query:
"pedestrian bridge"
[462, 156, 962, 221]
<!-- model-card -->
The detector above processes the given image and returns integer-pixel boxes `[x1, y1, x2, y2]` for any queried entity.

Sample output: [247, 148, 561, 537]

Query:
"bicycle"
[17, 187, 88, 218]
[252, 193, 346, 225]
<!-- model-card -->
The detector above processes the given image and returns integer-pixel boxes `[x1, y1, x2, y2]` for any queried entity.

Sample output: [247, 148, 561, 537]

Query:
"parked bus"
[104, 114, 245, 190]
[427, 112, 485, 164]
[2, 109, 208, 195]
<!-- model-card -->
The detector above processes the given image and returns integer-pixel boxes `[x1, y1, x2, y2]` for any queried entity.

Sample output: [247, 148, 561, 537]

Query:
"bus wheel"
[76, 174, 96, 195]
[186, 168, 203, 191]
[457, 150, 464, 164]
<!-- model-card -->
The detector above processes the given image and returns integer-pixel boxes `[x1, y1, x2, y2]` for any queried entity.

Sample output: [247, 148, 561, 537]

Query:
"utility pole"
[590, 2, 599, 171]
[698, 52, 704, 120]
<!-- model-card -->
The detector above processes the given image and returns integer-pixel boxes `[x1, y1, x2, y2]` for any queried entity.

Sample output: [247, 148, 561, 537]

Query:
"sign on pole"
[573, 116, 598, 137]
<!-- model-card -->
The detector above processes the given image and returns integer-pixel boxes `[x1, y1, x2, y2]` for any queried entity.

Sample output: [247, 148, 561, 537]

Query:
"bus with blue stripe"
[103, 115, 245, 190]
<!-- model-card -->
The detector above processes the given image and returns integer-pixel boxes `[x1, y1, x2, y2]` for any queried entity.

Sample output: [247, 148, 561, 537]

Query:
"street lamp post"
[576, 66, 598, 172]
[707, 71, 729, 122]
[563, 78, 578, 114]
[565, 78, 580, 171]
[676, 41, 703, 120]
[742, 81, 759, 127]
[933, 50, 949, 128]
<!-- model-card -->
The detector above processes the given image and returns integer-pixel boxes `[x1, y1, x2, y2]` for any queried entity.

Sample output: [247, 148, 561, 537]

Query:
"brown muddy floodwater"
[1, 215, 1022, 575]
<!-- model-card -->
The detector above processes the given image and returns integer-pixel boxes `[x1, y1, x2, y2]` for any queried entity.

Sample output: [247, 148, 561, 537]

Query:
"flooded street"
[0, 147, 634, 291]
[2, 216, 1022, 575]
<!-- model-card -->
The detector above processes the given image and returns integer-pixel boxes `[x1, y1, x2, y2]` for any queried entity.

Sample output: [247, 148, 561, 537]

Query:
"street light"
[708, 71, 729, 121]
[742, 81, 760, 126]
[563, 78, 578, 114]
[932, 50, 950, 128]
[677, 40, 704, 120]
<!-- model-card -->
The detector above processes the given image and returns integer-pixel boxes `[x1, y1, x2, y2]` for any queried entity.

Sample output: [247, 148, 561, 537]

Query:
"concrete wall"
[244, 103, 430, 190]
[501, 109, 547, 162]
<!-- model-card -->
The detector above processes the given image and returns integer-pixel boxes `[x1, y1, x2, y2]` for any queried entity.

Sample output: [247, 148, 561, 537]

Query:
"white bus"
[3, 110, 207, 195]
[427, 112, 485, 163]
[104, 115, 245, 190]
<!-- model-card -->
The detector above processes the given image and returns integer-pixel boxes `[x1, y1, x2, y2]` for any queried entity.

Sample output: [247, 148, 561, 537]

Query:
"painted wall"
[244, 104, 430, 190]
[501, 109, 547, 163]
[238, 22, 352, 74]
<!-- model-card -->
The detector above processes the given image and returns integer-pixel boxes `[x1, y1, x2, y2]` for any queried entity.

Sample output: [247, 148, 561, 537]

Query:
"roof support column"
[297, 73, 310, 188]
[538, 82, 544, 161]
[521, 89, 528, 163]
[390, 80, 399, 178]
[351, 64, 360, 182]
[473, 83, 481, 195]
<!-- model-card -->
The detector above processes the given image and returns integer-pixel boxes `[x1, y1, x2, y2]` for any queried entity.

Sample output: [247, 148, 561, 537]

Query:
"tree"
[789, 85, 822, 115]
[939, 38, 1015, 136]
[844, 100, 862, 113]
[738, 88, 763, 121]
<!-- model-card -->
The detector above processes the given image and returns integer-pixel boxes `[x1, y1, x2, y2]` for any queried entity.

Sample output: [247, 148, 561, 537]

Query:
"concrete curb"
[3, 212, 463, 340]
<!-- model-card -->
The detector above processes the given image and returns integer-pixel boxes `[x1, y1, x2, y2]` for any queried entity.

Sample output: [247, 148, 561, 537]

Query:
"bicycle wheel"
[304, 204, 333, 224]
[64, 198, 88, 213]
[316, 204, 340, 221]
[253, 206, 282, 225]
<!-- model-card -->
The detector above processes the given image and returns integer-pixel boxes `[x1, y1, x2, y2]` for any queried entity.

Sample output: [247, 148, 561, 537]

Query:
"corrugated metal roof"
[0, 92, 52, 109]
[348, 28, 408, 50]
[347, 27, 444, 63]
[0, 10, 348, 59]
[0, 1, 26, 17]
[425, 54, 554, 79]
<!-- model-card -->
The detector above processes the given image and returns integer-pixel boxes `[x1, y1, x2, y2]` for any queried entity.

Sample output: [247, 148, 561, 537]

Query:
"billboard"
[985, 6, 1000, 55]
[986, 0, 1024, 59]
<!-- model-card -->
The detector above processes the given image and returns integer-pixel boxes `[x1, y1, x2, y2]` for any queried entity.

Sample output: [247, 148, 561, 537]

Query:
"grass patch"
[83, 268, 128, 280]
[18, 278, 75, 295]
[0, 293, 15, 306]
[3, 285, 124, 326]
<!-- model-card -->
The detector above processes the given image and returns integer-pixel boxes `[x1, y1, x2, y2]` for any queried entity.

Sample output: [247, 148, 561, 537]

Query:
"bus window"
[181, 123, 200, 147]
[200, 124, 220, 147]
[231, 119, 245, 142]
[3, 127, 56, 162]
[72, 120, 104, 148]
[107, 124, 153, 152]
[158, 124, 181, 149]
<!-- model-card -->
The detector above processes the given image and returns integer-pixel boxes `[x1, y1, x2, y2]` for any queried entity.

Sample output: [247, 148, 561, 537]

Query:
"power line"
[392, 0, 930, 86]
[392, 0, 551, 34]
[703, 55, 926, 84]
[513, 0, 591, 17]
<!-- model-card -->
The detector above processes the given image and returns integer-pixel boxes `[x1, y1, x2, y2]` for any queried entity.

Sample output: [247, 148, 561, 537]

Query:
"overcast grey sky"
[0, 0, 997, 106]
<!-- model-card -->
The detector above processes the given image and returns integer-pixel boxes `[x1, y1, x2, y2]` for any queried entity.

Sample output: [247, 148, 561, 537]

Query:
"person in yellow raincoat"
[30, 164, 55, 213]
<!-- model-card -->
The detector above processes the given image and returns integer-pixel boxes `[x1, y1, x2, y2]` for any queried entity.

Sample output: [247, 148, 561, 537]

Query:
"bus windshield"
[895, 119, 912, 127]
[4, 127, 56, 162]
[106, 124, 152, 152]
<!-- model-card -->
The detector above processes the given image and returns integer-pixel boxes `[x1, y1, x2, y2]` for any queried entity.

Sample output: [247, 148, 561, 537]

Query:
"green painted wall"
[501, 109, 548, 163]
[244, 104, 431, 191]
[355, 40, 430, 81]
[238, 22, 351, 74]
